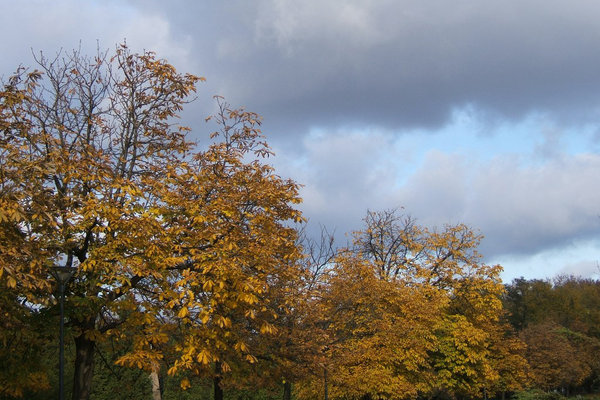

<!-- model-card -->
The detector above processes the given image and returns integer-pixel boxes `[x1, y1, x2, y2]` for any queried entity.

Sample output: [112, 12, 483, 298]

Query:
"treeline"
[504, 276, 600, 395]
[1, 43, 599, 400]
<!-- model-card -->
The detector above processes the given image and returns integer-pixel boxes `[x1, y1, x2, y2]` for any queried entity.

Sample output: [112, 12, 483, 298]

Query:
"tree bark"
[71, 332, 95, 400]
[214, 362, 223, 400]
[324, 367, 328, 400]
[283, 381, 292, 400]
[150, 366, 162, 400]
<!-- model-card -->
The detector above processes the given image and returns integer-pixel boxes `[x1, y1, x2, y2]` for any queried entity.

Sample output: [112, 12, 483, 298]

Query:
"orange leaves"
[234, 341, 250, 353]
[245, 354, 258, 364]
[115, 348, 165, 371]
[197, 349, 213, 365]
[202, 279, 214, 291]
[238, 292, 258, 305]
[179, 378, 191, 390]
[433, 315, 492, 393]
[259, 322, 277, 335]
[5, 276, 17, 289]
[304, 251, 444, 399]
[215, 315, 232, 329]
[200, 313, 210, 325]
[177, 306, 190, 319]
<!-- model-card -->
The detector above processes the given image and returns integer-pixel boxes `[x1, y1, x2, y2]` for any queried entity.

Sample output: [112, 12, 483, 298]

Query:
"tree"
[0, 60, 55, 399]
[0, 44, 303, 400]
[503, 278, 557, 331]
[299, 209, 528, 400]
[307, 252, 446, 400]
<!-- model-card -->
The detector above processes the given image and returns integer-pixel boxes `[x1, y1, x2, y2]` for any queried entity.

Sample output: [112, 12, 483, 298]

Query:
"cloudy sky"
[2, 0, 600, 282]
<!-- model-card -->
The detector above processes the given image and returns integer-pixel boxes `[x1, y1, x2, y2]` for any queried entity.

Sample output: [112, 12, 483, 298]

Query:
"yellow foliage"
[178, 307, 189, 318]
[296, 209, 523, 400]
[180, 378, 191, 390]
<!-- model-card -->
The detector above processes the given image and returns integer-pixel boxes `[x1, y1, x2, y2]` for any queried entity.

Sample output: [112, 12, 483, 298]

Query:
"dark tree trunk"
[324, 367, 328, 400]
[72, 332, 96, 400]
[214, 362, 223, 400]
[283, 381, 292, 400]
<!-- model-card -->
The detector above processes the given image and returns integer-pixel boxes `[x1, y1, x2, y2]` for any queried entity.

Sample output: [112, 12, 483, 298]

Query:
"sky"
[2, 0, 600, 282]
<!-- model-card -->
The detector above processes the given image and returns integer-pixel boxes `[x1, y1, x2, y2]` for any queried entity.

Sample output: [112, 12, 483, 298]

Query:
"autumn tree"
[296, 209, 528, 400]
[0, 62, 55, 398]
[297, 251, 445, 400]
[358, 210, 528, 398]
[210, 226, 338, 400]
[0, 44, 303, 400]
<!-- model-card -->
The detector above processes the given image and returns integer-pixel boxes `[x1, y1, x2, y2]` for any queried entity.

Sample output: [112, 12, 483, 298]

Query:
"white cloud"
[496, 238, 600, 281]
[558, 259, 600, 279]
[0, 1, 190, 75]
[270, 107, 600, 278]
[272, 128, 404, 237]
[396, 148, 600, 261]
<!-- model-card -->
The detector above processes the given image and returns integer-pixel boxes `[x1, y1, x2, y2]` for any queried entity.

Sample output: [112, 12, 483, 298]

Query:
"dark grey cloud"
[120, 0, 600, 135]
[6, 1, 600, 136]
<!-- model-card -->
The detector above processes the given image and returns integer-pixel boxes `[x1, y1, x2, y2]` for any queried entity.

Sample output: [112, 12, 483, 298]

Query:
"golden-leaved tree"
[0, 44, 302, 400]
[296, 209, 528, 400]
[305, 252, 446, 400]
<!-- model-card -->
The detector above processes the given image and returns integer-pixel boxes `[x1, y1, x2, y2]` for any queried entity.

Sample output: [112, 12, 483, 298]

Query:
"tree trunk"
[283, 381, 292, 400]
[214, 362, 223, 400]
[71, 332, 95, 400]
[150, 366, 162, 400]
[324, 367, 328, 400]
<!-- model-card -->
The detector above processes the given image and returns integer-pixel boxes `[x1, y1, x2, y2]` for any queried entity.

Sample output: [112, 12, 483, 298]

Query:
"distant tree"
[552, 276, 600, 337]
[0, 286, 51, 397]
[295, 209, 528, 400]
[520, 322, 589, 392]
[505, 277, 600, 394]
[504, 278, 556, 330]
